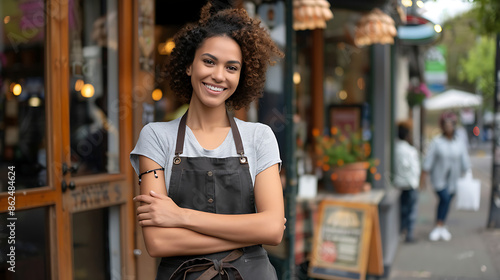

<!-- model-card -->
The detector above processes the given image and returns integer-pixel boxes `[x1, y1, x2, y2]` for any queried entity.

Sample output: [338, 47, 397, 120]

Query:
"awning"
[424, 89, 483, 111]
[293, 0, 334, 30]
[354, 8, 397, 47]
[397, 15, 441, 45]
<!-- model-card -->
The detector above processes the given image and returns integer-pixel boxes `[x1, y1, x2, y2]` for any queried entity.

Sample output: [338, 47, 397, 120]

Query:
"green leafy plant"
[313, 127, 379, 176]
[407, 83, 431, 107]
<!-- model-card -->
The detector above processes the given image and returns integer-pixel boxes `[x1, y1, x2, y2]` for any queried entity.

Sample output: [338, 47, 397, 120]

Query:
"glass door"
[0, 0, 135, 279]
[63, 0, 134, 279]
[72, 206, 121, 280]
[0, 0, 54, 279]
[68, 0, 120, 177]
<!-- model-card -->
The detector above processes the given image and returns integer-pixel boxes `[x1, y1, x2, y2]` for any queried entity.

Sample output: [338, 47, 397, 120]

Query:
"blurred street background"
[390, 141, 500, 280]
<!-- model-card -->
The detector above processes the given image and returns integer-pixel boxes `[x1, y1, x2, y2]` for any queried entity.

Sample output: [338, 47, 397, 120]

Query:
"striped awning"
[397, 15, 442, 45]
[293, 0, 334, 30]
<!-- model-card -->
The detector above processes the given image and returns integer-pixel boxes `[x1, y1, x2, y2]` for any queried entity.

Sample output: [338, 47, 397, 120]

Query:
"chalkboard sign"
[309, 200, 373, 280]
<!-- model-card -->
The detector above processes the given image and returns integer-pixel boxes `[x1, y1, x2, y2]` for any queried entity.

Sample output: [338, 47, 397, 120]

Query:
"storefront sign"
[66, 182, 126, 212]
[329, 106, 361, 135]
[309, 200, 373, 280]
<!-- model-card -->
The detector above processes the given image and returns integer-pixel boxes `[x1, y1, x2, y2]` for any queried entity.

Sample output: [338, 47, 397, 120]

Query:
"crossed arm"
[134, 156, 285, 258]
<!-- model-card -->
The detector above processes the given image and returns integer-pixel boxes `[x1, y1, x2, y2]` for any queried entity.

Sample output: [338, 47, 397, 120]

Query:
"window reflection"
[0, 0, 47, 191]
[69, 0, 120, 176]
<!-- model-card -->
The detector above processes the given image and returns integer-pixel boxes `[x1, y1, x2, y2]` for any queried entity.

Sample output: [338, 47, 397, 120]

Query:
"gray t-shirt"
[130, 117, 281, 192]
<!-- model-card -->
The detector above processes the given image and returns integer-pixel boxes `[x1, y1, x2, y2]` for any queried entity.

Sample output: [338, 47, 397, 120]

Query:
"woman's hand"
[135, 190, 186, 227]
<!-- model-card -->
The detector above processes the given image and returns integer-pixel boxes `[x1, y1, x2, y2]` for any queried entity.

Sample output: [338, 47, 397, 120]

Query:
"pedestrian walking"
[130, 1, 285, 279]
[393, 121, 421, 243]
[420, 111, 471, 241]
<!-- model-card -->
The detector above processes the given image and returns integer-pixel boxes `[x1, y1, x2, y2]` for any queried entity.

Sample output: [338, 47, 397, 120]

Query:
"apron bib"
[156, 112, 277, 280]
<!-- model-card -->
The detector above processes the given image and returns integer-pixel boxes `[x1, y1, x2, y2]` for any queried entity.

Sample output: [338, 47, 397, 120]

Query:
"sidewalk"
[389, 142, 500, 280]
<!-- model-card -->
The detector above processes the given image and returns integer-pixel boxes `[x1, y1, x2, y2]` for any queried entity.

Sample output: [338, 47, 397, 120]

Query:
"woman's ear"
[186, 65, 192, 76]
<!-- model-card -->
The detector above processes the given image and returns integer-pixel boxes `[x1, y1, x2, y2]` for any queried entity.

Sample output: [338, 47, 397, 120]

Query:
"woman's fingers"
[135, 193, 183, 227]
[149, 190, 168, 198]
[134, 194, 155, 204]
[137, 212, 150, 222]
[136, 204, 151, 214]
[138, 219, 154, 227]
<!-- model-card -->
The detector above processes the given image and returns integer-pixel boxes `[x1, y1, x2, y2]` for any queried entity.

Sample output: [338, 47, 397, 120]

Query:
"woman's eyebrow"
[202, 53, 241, 65]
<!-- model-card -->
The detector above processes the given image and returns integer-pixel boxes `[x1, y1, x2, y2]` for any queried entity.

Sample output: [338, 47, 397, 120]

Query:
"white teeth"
[204, 83, 224, 92]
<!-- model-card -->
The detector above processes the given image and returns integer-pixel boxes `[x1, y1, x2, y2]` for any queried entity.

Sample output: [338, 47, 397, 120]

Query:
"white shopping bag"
[455, 170, 481, 211]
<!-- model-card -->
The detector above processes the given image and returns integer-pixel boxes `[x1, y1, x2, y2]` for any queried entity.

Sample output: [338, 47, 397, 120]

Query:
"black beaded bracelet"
[138, 168, 165, 185]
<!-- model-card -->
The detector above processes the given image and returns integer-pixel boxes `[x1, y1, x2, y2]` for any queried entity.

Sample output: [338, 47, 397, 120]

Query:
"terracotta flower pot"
[331, 162, 368, 194]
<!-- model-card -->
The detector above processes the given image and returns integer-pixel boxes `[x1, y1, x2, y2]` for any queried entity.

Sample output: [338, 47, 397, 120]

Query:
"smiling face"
[186, 36, 242, 109]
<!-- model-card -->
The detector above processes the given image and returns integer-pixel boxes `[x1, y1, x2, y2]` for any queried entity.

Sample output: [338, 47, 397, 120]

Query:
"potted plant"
[313, 127, 379, 194]
[406, 82, 431, 107]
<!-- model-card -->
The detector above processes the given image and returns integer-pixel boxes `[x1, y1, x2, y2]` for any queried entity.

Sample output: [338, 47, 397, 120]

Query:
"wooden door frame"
[131, 0, 158, 277]
[118, 1, 135, 278]
[0, 0, 135, 279]
[57, 0, 136, 278]
[0, 0, 69, 279]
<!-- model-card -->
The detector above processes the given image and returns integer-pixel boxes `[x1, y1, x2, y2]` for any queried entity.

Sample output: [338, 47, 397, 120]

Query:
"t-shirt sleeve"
[256, 125, 282, 175]
[129, 124, 167, 175]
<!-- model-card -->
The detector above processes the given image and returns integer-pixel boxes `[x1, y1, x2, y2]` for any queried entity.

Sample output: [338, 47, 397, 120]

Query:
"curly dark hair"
[166, 1, 284, 110]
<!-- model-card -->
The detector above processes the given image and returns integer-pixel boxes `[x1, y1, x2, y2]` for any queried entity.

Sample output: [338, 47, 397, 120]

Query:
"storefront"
[1, 0, 405, 279]
[279, 0, 402, 278]
[0, 0, 136, 279]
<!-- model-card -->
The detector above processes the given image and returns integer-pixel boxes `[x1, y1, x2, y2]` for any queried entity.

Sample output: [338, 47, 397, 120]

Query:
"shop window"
[0, 0, 47, 191]
[294, 9, 373, 179]
[324, 9, 371, 106]
[0, 207, 50, 279]
[72, 206, 121, 280]
[68, 0, 120, 176]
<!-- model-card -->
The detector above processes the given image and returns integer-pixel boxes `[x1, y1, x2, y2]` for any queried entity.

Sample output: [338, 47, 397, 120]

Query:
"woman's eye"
[227, 66, 239, 71]
[203, 59, 214, 65]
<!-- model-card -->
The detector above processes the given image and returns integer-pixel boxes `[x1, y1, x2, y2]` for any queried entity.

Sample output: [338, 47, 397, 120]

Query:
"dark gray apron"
[156, 112, 278, 280]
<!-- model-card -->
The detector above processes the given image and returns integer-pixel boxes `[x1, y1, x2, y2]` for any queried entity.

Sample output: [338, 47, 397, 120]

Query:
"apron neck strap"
[174, 110, 245, 156]
[175, 112, 188, 155]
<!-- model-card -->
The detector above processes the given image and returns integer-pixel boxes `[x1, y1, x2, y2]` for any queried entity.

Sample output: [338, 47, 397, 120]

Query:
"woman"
[130, 1, 285, 279]
[420, 111, 470, 241]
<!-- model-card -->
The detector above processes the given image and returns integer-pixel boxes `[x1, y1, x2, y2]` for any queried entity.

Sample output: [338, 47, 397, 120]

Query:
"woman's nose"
[211, 66, 225, 82]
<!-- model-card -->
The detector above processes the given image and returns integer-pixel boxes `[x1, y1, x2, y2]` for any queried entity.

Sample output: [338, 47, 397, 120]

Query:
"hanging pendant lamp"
[293, 0, 334, 31]
[354, 8, 397, 47]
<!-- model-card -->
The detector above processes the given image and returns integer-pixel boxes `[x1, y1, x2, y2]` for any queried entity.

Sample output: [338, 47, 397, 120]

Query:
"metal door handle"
[62, 163, 69, 175]
[69, 165, 79, 174]
[62, 163, 79, 175]
[62, 181, 68, 193]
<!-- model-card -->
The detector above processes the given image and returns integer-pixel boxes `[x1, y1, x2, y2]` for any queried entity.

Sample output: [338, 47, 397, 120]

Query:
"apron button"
[207, 171, 213, 176]
[208, 198, 214, 203]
